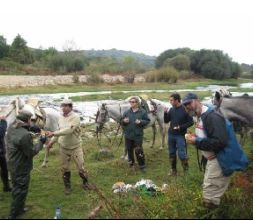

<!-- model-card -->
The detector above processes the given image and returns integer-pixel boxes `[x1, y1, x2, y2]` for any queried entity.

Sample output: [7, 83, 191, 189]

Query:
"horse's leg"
[150, 123, 157, 148]
[158, 118, 166, 150]
[41, 145, 49, 168]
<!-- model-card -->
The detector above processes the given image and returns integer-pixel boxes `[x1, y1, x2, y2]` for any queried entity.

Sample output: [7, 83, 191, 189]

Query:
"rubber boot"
[181, 159, 189, 174]
[169, 156, 177, 176]
[79, 172, 92, 191]
[63, 172, 71, 195]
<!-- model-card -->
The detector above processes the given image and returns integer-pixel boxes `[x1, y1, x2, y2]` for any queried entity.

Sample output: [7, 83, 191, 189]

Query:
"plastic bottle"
[54, 207, 61, 219]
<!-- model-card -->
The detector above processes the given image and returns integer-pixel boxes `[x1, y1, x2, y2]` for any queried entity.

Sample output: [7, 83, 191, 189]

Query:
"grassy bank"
[0, 78, 251, 96]
[0, 127, 253, 219]
[71, 91, 212, 102]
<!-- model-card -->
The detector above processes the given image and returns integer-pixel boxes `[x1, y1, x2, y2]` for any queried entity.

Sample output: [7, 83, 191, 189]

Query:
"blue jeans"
[168, 134, 187, 161]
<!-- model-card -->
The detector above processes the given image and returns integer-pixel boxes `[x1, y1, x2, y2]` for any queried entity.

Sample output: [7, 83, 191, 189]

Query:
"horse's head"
[213, 88, 232, 107]
[95, 103, 109, 133]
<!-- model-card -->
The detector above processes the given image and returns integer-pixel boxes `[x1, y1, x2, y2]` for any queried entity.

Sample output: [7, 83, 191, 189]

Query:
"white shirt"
[195, 105, 215, 159]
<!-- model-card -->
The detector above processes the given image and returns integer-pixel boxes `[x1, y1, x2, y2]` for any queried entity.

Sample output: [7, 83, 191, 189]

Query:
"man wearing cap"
[0, 116, 12, 193]
[164, 93, 193, 176]
[183, 93, 230, 209]
[7, 110, 47, 219]
[46, 99, 89, 195]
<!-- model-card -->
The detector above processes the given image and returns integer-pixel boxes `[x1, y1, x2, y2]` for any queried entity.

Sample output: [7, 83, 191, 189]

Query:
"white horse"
[0, 98, 61, 167]
[95, 99, 167, 155]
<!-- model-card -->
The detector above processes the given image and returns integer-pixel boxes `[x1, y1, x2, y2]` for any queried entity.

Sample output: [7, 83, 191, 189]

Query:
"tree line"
[156, 48, 242, 80]
[0, 34, 250, 80]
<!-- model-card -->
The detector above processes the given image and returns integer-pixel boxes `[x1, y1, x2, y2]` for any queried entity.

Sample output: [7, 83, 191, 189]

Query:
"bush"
[125, 73, 136, 84]
[0, 58, 23, 71]
[87, 74, 104, 84]
[72, 74, 80, 84]
[146, 67, 179, 83]
[178, 70, 193, 79]
[163, 54, 191, 71]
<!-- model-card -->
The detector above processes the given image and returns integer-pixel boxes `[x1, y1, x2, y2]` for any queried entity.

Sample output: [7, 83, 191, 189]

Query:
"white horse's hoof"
[41, 163, 48, 168]
[159, 147, 164, 150]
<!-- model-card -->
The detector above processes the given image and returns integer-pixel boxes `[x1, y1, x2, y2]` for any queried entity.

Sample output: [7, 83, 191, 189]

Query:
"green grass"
[0, 78, 251, 96]
[72, 91, 212, 102]
[1, 126, 253, 219]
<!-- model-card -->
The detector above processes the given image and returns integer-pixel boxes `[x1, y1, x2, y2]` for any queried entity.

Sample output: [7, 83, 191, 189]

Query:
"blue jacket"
[164, 105, 193, 136]
[0, 119, 7, 156]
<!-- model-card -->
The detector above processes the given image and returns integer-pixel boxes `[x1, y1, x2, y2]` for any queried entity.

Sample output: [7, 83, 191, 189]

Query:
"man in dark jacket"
[164, 93, 193, 176]
[0, 116, 11, 192]
[7, 110, 47, 219]
[183, 93, 231, 209]
[122, 96, 150, 171]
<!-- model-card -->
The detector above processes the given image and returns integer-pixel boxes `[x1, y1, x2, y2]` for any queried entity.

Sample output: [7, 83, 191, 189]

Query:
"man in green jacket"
[7, 110, 47, 219]
[122, 96, 150, 172]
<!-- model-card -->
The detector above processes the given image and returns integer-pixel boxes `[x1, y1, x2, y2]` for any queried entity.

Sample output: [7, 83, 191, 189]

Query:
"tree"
[163, 54, 191, 71]
[9, 34, 34, 64]
[190, 49, 240, 80]
[0, 35, 9, 59]
[156, 48, 193, 68]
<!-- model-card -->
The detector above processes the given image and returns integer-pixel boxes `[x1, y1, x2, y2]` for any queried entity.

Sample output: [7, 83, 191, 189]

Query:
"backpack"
[205, 109, 249, 177]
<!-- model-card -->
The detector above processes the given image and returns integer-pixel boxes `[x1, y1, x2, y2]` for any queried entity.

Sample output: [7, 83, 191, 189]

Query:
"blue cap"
[183, 93, 198, 105]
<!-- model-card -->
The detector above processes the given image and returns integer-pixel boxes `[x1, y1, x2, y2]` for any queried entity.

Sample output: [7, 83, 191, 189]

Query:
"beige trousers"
[203, 158, 231, 205]
[60, 146, 87, 177]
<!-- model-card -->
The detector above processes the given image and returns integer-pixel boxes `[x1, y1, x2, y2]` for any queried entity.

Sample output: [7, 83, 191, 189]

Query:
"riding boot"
[79, 172, 92, 191]
[63, 172, 71, 195]
[169, 156, 177, 176]
[181, 159, 189, 174]
[3, 180, 12, 192]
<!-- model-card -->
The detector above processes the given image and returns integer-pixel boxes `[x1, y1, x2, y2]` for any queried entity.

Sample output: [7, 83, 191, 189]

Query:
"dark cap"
[182, 93, 199, 105]
[16, 110, 33, 122]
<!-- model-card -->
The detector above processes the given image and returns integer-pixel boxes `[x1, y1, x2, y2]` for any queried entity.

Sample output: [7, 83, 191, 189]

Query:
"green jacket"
[7, 122, 43, 175]
[122, 108, 150, 142]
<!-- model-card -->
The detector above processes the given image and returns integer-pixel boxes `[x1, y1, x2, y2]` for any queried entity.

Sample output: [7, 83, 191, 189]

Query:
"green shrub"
[87, 73, 104, 84]
[146, 67, 179, 83]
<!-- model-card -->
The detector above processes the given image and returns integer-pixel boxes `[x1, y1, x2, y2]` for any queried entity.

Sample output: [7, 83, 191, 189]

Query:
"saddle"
[139, 95, 158, 115]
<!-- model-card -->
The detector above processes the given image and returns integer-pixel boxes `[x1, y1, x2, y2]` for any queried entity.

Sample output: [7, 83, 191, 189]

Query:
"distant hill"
[82, 49, 156, 68]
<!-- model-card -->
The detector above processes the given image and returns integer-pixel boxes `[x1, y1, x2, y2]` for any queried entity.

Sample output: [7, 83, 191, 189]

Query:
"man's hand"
[173, 126, 180, 130]
[123, 117, 130, 124]
[46, 141, 54, 149]
[185, 134, 197, 145]
[135, 119, 141, 125]
[46, 131, 55, 138]
[0, 116, 6, 121]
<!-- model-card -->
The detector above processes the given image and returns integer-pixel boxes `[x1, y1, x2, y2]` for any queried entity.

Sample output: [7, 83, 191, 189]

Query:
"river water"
[0, 83, 252, 124]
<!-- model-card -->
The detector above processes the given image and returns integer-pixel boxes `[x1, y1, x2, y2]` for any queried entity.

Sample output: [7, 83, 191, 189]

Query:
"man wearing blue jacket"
[0, 116, 11, 192]
[183, 93, 231, 209]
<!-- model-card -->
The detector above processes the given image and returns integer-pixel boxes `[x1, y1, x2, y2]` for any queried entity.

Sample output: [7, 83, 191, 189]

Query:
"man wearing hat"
[183, 93, 231, 209]
[7, 110, 47, 219]
[46, 99, 89, 195]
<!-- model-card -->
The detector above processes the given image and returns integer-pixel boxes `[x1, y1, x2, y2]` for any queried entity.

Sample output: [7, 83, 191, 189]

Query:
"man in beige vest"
[47, 99, 89, 195]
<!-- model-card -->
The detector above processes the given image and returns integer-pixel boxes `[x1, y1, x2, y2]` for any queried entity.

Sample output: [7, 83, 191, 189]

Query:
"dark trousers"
[9, 173, 30, 219]
[125, 138, 145, 168]
[0, 155, 9, 187]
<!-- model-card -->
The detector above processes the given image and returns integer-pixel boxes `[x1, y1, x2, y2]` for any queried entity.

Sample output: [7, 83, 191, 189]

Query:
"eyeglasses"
[129, 101, 137, 104]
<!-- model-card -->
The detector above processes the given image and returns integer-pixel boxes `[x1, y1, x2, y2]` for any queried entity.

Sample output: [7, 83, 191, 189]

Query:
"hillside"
[82, 49, 156, 68]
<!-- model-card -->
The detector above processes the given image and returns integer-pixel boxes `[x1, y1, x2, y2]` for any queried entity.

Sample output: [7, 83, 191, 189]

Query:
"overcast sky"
[1, 0, 253, 64]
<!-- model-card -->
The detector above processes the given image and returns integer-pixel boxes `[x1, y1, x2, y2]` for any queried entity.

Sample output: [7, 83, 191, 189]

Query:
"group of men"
[123, 93, 232, 209]
[0, 99, 89, 219]
[0, 92, 235, 218]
